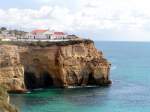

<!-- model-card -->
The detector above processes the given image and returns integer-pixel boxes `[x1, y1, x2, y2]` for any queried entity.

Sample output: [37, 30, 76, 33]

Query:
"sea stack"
[0, 39, 111, 92]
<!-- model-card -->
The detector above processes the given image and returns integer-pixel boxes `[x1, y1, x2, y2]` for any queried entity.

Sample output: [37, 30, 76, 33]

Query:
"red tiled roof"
[31, 29, 48, 34]
[54, 32, 65, 35]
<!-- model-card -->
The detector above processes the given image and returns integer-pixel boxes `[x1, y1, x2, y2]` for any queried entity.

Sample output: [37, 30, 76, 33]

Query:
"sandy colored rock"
[0, 85, 18, 112]
[0, 45, 26, 92]
[0, 39, 111, 92]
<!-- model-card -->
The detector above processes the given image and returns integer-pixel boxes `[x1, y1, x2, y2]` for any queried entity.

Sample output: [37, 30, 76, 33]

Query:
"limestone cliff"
[0, 39, 111, 92]
[0, 45, 26, 92]
[0, 85, 18, 112]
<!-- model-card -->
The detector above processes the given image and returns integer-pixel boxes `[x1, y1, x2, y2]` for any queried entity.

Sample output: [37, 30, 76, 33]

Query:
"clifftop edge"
[0, 39, 94, 47]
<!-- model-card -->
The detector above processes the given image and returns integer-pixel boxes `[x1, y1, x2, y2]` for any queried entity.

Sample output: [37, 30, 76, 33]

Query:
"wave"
[111, 65, 117, 70]
[25, 91, 31, 94]
[67, 85, 98, 89]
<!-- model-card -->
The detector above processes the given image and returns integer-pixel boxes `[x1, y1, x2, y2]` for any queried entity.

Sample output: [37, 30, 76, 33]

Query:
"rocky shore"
[0, 39, 111, 92]
[0, 85, 18, 112]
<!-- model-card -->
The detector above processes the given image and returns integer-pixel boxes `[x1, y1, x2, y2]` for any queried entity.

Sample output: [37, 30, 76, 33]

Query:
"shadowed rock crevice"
[24, 71, 54, 89]
[24, 72, 36, 89]
[87, 73, 97, 85]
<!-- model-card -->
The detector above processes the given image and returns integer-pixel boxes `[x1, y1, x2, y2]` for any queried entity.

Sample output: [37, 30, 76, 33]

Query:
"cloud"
[1, 0, 150, 41]
[0, 6, 74, 31]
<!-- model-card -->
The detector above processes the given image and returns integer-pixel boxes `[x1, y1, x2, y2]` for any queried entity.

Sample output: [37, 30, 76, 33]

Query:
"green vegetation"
[0, 26, 27, 37]
[0, 39, 93, 47]
[0, 27, 7, 31]
[0, 85, 18, 112]
[0, 40, 14, 45]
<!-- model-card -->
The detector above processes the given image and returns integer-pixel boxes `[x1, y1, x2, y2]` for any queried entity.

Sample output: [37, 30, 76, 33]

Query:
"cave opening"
[24, 71, 54, 89]
[87, 73, 97, 85]
[41, 72, 54, 88]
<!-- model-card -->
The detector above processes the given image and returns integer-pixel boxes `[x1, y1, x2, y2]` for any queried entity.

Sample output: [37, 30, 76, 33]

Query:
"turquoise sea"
[10, 42, 150, 112]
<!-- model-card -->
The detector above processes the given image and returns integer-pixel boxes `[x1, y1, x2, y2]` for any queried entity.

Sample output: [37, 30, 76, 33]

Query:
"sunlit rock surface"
[0, 86, 18, 112]
[0, 39, 111, 92]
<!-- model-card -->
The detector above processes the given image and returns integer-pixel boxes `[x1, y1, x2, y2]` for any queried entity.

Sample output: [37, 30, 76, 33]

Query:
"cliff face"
[0, 40, 111, 92]
[0, 45, 25, 92]
[0, 85, 18, 112]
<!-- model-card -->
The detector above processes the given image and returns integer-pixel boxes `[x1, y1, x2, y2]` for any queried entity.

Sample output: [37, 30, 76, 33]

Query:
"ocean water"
[10, 41, 150, 112]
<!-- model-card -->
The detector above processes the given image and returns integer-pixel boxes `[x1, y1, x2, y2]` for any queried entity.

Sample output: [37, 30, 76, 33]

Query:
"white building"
[26, 29, 67, 40]
[0, 33, 17, 41]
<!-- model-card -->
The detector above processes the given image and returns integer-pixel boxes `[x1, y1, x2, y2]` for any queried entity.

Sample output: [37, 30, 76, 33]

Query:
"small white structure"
[1, 30, 9, 36]
[26, 29, 67, 40]
[0, 34, 17, 41]
[51, 32, 67, 40]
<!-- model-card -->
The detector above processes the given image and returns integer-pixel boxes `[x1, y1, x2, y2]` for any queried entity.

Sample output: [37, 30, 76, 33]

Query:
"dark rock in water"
[0, 39, 111, 93]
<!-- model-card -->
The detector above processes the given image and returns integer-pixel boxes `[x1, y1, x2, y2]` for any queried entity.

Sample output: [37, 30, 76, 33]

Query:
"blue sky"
[0, 0, 76, 9]
[1, 0, 150, 41]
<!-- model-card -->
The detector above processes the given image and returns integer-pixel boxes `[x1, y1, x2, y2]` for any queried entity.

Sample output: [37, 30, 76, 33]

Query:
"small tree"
[0, 27, 7, 31]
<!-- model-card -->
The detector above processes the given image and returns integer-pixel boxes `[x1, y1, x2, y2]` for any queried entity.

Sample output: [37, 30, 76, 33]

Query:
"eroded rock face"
[0, 85, 18, 112]
[0, 40, 111, 92]
[0, 45, 26, 92]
